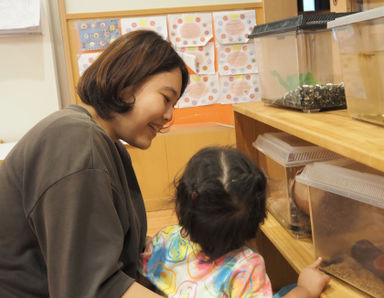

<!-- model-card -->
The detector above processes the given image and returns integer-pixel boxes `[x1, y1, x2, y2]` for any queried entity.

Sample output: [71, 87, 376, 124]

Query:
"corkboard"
[58, 1, 265, 125]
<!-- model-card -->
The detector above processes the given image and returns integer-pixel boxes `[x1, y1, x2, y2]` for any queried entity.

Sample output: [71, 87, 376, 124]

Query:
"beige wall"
[0, 0, 262, 142]
[65, 0, 261, 14]
[0, 0, 61, 142]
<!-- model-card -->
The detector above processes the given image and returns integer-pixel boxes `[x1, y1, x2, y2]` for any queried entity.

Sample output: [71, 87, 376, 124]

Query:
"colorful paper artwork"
[219, 74, 261, 104]
[178, 74, 220, 108]
[177, 42, 215, 75]
[217, 42, 258, 75]
[73, 9, 261, 109]
[213, 10, 256, 45]
[120, 16, 168, 40]
[77, 52, 101, 76]
[168, 13, 213, 47]
[77, 19, 120, 52]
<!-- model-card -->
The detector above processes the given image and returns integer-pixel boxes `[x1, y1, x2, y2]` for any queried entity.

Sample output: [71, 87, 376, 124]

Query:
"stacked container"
[296, 158, 384, 297]
[328, 7, 384, 126]
[249, 13, 349, 112]
[253, 132, 340, 238]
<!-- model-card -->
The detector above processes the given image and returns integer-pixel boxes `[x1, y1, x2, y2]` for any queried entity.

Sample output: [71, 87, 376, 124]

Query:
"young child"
[139, 146, 330, 297]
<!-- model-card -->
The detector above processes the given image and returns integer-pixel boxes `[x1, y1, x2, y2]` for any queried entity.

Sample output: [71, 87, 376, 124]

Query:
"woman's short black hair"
[77, 30, 189, 119]
[175, 146, 267, 261]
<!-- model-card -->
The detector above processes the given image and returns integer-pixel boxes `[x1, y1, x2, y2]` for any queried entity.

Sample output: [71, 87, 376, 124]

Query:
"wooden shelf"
[233, 101, 384, 172]
[146, 209, 178, 237]
[261, 213, 368, 297]
[232, 101, 381, 297]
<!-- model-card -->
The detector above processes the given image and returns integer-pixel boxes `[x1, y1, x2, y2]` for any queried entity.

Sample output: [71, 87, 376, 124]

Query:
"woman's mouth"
[148, 123, 163, 133]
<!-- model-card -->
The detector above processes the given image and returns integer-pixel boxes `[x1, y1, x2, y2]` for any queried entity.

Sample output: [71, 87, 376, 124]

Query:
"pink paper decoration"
[168, 13, 213, 47]
[178, 74, 220, 108]
[213, 10, 256, 45]
[219, 74, 261, 104]
[177, 42, 215, 74]
[217, 43, 258, 75]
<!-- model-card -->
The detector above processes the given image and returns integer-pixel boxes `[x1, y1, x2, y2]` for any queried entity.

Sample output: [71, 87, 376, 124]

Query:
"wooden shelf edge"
[233, 102, 384, 172]
[260, 213, 369, 297]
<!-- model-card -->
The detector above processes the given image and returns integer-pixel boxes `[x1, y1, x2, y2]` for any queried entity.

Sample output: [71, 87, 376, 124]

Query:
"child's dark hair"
[175, 146, 267, 261]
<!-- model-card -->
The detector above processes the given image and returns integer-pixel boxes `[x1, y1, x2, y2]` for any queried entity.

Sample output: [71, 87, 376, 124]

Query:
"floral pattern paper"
[120, 16, 168, 40]
[213, 10, 256, 45]
[177, 42, 215, 75]
[217, 42, 258, 75]
[77, 19, 120, 52]
[177, 74, 220, 108]
[77, 52, 101, 76]
[219, 74, 261, 104]
[168, 13, 213, 47]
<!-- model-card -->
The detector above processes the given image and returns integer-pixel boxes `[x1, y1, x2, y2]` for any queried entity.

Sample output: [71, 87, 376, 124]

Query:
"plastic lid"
[328, 6, 384, 29]
[249, 13, 353, 38]
[296, 158, 384, 208]
[252, 132, 340, 167]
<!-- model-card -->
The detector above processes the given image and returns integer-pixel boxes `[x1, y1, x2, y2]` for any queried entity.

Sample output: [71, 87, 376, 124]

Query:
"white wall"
[0, 0, 60, 142]
[0, 0, 262, 142]
[65, 0, 261, 14]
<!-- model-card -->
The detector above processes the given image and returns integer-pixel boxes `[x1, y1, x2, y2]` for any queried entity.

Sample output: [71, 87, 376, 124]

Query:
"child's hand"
[297, 257, 331, 297]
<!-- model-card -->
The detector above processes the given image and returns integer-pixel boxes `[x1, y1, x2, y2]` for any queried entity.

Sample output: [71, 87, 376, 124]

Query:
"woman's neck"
[79, 103, 117, 142]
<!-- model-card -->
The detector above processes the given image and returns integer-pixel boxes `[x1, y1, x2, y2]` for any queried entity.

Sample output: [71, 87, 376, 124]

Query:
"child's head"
[175, 146, 267, 260]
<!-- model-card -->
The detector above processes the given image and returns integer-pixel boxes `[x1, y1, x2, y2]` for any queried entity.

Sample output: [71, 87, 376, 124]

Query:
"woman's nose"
[164, 105, 173, 122]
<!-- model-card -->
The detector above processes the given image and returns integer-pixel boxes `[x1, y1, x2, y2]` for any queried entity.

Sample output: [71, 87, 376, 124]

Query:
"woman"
[0, 30, 189, 298]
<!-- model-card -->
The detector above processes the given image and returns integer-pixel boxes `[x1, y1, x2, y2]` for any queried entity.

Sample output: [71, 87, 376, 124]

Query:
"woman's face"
[108, 67, 182, 149]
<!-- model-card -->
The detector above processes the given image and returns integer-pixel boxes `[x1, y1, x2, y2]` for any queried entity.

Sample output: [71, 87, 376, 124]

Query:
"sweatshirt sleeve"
[28, 169, 134, 298]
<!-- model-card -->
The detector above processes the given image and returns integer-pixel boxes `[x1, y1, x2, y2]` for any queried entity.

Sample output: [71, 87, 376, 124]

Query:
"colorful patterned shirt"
[139, 224, 273, 297]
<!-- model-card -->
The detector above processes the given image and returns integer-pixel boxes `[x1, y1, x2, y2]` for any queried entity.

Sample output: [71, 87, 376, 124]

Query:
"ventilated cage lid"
[249, 13, 352, 38]
[296, 158, 384, 208]
[328, 6, 384, 29]
[252, 132, 340, 167]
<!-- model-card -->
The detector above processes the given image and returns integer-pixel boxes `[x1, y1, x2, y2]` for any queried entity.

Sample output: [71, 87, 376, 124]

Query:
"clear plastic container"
[328, 7, 384, 126]
[296, 158, 384, 297]
[253, 132, 340, 238]
[249, 13, 349, 113]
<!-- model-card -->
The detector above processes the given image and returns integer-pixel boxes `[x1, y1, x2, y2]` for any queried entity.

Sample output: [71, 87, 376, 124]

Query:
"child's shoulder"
[151, 224, 183, 244]
[228, 245, 266, 268]
[157, 224, 182, 237]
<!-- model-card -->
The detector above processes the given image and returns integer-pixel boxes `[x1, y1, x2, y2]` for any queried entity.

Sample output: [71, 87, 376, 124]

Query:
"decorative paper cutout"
[77, 52, 101, 76]
[213, 10, 256, 45]
[217, 43, 258, 75]
[178, 74, 220, 108]
[77, 19, 120, 52]
[178, 52, 198, 73]
[168, 13, 213, 47]
[177, 42, 215, 75]
[120, 16, 168, 40]
[219, 74, 261, 104]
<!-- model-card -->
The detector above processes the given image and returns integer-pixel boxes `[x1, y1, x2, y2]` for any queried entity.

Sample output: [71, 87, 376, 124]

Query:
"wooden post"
[263, 0, 298, 23]
[330, 0, 383, 12]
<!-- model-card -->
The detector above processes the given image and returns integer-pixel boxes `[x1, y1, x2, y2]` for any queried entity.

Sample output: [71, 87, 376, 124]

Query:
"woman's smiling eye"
[163, 94, 171, 103]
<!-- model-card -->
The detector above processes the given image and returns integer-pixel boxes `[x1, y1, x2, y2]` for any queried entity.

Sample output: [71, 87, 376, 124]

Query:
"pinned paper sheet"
[219, 74, 261, 104]
[77, 19, 120, 52]
[217, 43, 258, 75]
[178, 74, 220, 108]
[0, 0, 41, 34]
[177, 52, 197, 73]
[177, 42, 215, 75]
[168, 13, 213, 47]
[213, 10, 256, 45]
[120, 16, 168, 40]
[77, 52, 101, 76]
